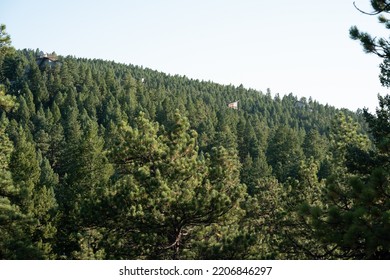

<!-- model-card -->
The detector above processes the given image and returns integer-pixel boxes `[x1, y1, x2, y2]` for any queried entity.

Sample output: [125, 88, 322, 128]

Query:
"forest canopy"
[0, 0, 389, 259]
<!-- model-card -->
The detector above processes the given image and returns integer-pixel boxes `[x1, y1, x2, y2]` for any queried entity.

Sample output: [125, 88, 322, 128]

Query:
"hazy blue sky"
[1, 0, 388, 111]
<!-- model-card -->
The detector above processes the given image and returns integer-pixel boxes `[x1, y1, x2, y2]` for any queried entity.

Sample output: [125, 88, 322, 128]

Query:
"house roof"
[36, 53, 59, 68]
[37, 52, 58, 61]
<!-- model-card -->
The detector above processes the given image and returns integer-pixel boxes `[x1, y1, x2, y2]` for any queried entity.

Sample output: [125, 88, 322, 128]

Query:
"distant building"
[228, 101, 238, 110]
[36, 51, 59, 68]
[294, 100, 305, 108]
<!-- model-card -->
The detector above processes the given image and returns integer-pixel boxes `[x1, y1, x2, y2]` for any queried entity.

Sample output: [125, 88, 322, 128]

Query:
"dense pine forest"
[1, 2, 390, 260]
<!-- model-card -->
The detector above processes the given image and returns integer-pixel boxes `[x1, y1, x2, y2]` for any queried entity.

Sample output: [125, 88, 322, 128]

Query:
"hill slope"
[0, 48, 378, 260]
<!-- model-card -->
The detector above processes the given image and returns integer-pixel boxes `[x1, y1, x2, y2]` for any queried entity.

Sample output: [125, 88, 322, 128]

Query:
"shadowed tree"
[105, 112, 245, 259]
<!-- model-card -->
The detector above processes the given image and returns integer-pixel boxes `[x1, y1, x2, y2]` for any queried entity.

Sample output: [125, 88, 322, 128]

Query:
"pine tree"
[297, 100, 389, 258]
[107, 112, 245, 259]
[266, 125, 304, 182]
[243, 176, 286, 259]
[0, 114, 26, 259]
[0, 85, 16, 112]
[55, 110, 113, 258]
[350, 1, 390, 87]
[302, 129, 328, 162]
[279, 159, 330, 259]
[27, 58, 49, 104]
[33, 153, 58, 259]
[0, 24, 13, 83]
[9, 127, 57, 259]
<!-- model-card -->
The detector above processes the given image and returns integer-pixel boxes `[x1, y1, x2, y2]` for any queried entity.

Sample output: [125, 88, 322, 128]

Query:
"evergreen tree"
[0, 24, 13, 82]
[350, 0, 390, 87]
[297, 76, 389, 258]
[55, 111, 112, 258]
[0, 86, 16, 112]
[0, 114, 26, 259]
[302, 129, 328, 162]
[107, 112, 245, 259]
[266, 126, 304, 182]
[9, 127, 57, 259]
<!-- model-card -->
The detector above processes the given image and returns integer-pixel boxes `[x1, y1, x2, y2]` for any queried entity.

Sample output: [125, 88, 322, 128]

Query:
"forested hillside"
[1, 21, 389, 259]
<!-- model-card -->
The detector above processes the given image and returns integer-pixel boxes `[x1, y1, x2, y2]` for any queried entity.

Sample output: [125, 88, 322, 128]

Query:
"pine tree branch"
[353, 1, 390, 15]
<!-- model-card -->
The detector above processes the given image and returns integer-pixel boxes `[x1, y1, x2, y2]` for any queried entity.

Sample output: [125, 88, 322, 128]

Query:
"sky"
[1, 0, 389, 112]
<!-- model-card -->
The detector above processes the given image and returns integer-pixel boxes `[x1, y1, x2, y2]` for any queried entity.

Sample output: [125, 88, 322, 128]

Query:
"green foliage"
[266, 125, 304, 182]
[104, 112, 245, 259]
[55, 112, 113, 258]
[0, 116, 24, 258]
[289, 108, 390, 259]
[363, 95, 390, 153]
[350, 1, 390, 87]
[0, 24, 13, 82]
[8, 127, 57, 259]
[0, 20, 383, 259]
[0, 85, 16, 112]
